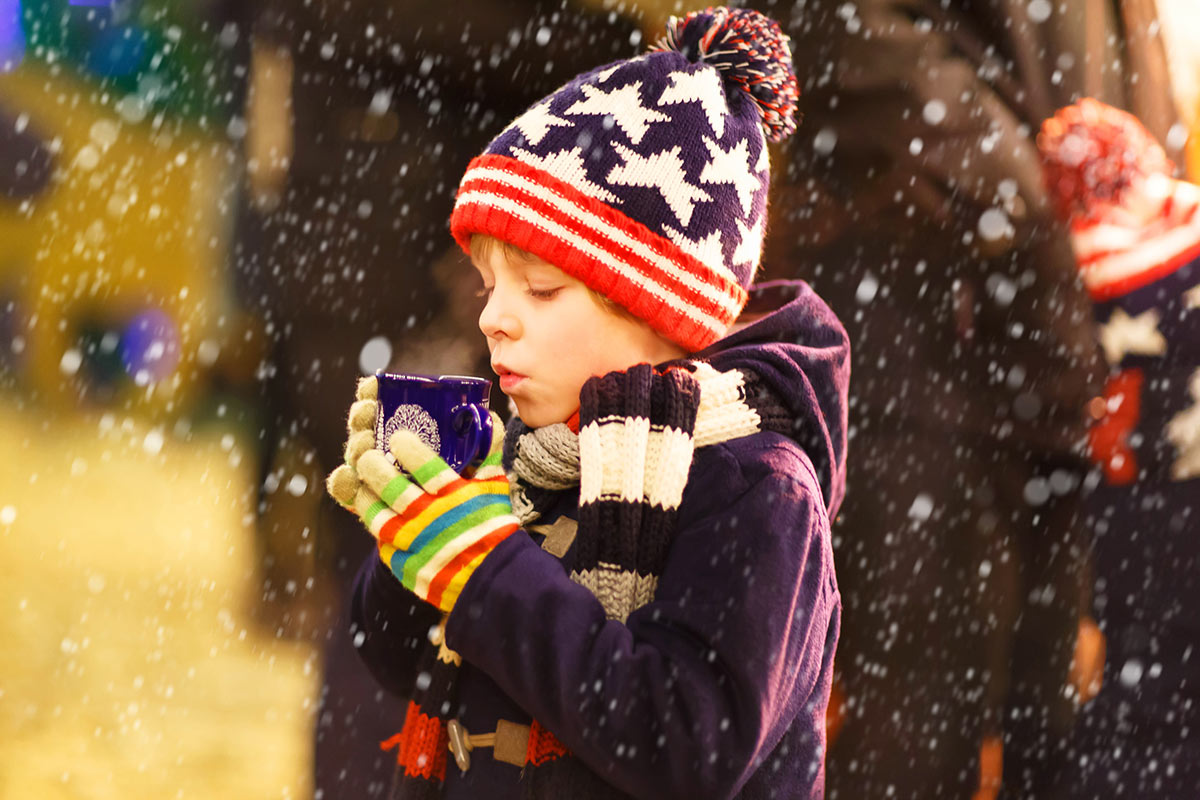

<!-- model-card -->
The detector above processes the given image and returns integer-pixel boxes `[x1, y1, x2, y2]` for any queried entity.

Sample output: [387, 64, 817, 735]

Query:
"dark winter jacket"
[351, 281, 849, 799]
[1070, 181, 1200, 770]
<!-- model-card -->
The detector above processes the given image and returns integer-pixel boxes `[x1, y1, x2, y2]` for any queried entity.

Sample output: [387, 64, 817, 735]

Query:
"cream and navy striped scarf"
[387, 360, 792, 799]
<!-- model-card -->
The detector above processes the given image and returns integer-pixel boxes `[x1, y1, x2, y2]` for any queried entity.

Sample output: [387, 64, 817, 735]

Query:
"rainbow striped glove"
[326, 374, 382, 514]
[327, 379, 518, 612]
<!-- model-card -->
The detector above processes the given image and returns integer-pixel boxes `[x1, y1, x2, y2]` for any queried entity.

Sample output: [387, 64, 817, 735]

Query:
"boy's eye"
[528, 287, 562, 300]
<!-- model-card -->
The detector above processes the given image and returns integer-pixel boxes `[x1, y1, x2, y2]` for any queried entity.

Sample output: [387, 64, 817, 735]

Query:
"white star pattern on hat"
[732, 213, 765, 267]
[1184, 283, 1200, 310]
[591, 55, 649, 86]
[700, 137, 761, 216]
[564, 82, 671, 146]
[1099, 307, 1166, 364]
[663, 226, 725, 269]
[607, 143, 713, 228]
[511, 101, 573, 146]
[657, 68, 729, 138]
[450, 7, 804, 353]
[592, 63, 625, 84]
[1166, 368, 1200, 481]
[510, 146, 621, 203]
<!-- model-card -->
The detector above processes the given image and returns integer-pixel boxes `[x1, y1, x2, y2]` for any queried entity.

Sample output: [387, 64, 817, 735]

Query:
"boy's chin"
[511, 399, 568, 430]
[513, 405, 548, 429]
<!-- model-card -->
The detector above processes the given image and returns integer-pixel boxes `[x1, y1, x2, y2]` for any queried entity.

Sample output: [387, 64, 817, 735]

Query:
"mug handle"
[452, 403, 492, 471]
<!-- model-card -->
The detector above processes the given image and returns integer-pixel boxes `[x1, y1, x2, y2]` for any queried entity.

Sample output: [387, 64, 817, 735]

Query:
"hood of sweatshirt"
[696, 279, 851, 518]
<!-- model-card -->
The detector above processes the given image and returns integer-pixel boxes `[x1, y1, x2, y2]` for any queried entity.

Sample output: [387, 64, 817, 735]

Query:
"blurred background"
[1, 1, 1198, 798]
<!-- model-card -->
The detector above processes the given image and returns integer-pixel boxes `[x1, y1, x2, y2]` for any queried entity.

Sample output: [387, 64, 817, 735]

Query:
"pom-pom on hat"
[1038, 98, 1174, 224]
[450, 7, 798, 352]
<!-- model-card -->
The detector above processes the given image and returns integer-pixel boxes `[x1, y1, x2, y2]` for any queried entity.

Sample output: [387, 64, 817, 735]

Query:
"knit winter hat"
[450, 7, 798, 352]
[1038, 98, 1174, 225]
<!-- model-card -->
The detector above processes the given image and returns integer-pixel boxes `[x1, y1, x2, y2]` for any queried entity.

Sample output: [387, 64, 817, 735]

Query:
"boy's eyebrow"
[469, 253, 565, 284]
[513, 259, 567, 281]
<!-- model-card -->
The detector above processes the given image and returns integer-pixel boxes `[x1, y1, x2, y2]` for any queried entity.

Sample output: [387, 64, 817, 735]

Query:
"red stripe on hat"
[456, 155, 741, 290]
[1080, 236, 1200, 301]
[454, 199, 725, 351]
[1073, 179, 1200, 300]
[451, 154, 747, 352]
[459, 171, 740, 320]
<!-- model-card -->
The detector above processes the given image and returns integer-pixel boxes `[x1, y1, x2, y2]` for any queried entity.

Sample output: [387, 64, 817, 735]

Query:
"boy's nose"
[478, 295, 522, 341]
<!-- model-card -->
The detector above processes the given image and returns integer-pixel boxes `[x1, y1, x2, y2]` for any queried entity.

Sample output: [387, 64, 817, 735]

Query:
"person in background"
[1039, 97, 1200, 799]
[742, 0, 1181, 797]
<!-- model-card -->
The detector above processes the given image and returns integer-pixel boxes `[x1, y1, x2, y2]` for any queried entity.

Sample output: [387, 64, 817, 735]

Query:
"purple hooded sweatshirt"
[350, 280, 849, 800]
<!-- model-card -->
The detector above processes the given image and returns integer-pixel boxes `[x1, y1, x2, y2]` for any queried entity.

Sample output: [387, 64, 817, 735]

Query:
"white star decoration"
[664, 226, 724, 268]
[564, 82, 670, 145]
[732, 213, 765, 267]
[592, 63, 625, 84]
[592, 55, 647, 85]
[699, 137, 761, 216]
[657, 69, 729, 138]
[607, 143, 712, 227]
[510, 101, 572, 146]
[511, 146, 619, 203]
[1166, 368, 1200, 481]
[1099, 308, 1167, 365]
[755, 142, 769, 174]
[1184, 283, 1200, 310]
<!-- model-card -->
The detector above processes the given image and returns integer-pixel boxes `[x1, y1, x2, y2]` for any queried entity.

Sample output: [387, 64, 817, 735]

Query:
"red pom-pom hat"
[451, 8, 798, 352]
[1038, 98, 1174, 225]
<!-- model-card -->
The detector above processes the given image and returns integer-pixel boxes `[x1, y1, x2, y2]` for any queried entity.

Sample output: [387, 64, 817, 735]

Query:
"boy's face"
[472, 245, 687, 428]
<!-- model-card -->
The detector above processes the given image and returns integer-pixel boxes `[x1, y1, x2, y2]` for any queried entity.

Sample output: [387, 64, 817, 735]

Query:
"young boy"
[327, 9, 849, 798]
[1038, 99, 1200, 798]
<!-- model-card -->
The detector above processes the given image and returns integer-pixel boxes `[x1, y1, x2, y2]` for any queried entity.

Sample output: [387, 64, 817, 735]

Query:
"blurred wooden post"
[1155, 0, 1200, 178]
[247, 41, 293, 210]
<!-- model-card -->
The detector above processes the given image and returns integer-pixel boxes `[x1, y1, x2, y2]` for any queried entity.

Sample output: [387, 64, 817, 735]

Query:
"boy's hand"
[326, 375, 379, 503]
[327, 396, 517, 613]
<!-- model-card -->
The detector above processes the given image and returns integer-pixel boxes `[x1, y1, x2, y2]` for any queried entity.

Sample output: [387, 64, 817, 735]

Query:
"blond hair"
[469, 235, 640, 322]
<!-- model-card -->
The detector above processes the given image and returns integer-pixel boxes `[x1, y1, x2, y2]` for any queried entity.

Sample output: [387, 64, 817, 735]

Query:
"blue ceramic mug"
[374, 372, 493, 474]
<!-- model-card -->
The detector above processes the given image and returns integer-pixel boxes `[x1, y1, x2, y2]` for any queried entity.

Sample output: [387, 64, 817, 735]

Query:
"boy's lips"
[499, 374, 527, 393]
[492, 364, 528, 393]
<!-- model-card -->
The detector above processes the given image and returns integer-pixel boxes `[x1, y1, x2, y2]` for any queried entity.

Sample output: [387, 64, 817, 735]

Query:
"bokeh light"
[0, 0, 23, 72]
[120, 307, 181, 384]
[85, 22, 150, 77]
